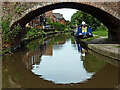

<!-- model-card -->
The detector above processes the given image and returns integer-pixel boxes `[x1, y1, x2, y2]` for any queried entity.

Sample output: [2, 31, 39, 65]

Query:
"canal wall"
[10, 31, 71, 53]
[88, 44, 120, 61]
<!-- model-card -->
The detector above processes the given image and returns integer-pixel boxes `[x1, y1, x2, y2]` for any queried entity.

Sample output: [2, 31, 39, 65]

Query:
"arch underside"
[11, 2, 120, 41]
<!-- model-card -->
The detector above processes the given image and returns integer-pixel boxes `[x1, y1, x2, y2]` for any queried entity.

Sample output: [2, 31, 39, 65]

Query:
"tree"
[51, 22, 65, 30]
[71, 11, 101, 31]
[66, 20, 71, 26]
[46, 16, 53, 25]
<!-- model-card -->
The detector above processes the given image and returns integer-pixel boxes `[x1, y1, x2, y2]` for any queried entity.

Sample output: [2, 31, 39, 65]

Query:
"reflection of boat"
[77, 43, 82, 52]
[77, 43, 86, 57]
[73, 36, 87, 56]
[74, 25, 93, 38]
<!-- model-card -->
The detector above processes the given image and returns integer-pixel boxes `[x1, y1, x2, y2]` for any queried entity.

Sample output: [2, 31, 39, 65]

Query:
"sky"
[53, 8, 78, 21]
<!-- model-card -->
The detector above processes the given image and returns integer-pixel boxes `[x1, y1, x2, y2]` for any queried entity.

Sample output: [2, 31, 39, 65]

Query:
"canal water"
[2, 33, 118, 88]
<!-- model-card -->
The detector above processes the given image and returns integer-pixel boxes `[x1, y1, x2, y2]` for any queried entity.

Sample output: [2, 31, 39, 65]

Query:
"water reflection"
[31, 36, 94, 84]
[2, 34, 118, 88]
[77, 44, 87, 56]
[22, 44, 45, 69]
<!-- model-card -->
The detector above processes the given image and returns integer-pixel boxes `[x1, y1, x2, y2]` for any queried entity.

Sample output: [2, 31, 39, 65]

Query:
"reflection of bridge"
[1, 1, 120, 42]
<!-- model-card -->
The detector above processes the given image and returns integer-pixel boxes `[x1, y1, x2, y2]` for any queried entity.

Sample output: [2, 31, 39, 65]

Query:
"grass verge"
[85, 36, 100, 41]
[113, 46, 120, 48]
[92, 30, 108, 36]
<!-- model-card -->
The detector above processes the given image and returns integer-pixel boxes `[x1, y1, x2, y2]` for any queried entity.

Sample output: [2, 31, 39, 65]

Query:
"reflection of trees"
[83, 53, 107, 73]
[53, 34, 69, 44]
[45, 34, 68, 50]
[2, 33, 71, 88]
[3, 33, 118, 88]
[71, 36, 76, 44]
[22, 34, 70, 69]
[22, 44, 45, 69]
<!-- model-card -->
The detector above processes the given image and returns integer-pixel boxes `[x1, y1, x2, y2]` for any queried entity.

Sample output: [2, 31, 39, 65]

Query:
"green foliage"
[1, 15, 22, 54]
[96, 23, 108, 31]
[2, 48, 11, 54]
[92, 30, 108, 36]
[26, 42, 37, 51]
[8, 24, 21, 44]
[27, 28, 38, 35]
[92, 24, 108, 36]
[38, 30, 46, 37]
[1, 15, 12, 43]
[12, 24, 21, 38]
[66, 20, 71, 25]
[104, 38, 109, 41]
[51, 22, 65, 30]
[64, 28, 69, 31]
[55, 30, 59, 32]
[65, 20, 72, 30]
[15, 2, 26, 16]
[71, 10, 101, 31]
[113, 45, 120, 48]
[1, 15, 22, 44]
[46, 16, 53, 25]
[116, 46, 120, 48]
[26, 28, 38, 39]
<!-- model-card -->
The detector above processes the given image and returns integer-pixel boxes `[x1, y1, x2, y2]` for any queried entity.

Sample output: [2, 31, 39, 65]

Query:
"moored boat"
[74, 21, 93, 38]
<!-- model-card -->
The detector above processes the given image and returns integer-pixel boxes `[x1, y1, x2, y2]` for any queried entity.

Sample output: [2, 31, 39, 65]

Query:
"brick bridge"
[1, 1, 120, 41]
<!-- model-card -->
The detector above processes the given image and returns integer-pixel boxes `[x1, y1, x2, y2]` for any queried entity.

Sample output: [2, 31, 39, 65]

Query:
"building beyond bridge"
[28, 10, 66, 29]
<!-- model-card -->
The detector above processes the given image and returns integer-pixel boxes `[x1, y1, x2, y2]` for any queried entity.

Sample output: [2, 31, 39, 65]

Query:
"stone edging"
[88, 44, 120, 60]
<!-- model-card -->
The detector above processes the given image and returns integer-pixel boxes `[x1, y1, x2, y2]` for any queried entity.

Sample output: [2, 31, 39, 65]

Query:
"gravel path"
[85, 34, 120, 44]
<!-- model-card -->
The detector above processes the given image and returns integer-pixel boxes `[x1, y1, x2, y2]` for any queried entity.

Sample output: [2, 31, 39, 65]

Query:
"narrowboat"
[74, 25, 93, 38]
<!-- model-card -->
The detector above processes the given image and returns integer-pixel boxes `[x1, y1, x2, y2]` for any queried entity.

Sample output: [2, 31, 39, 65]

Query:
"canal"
[2, 33, 118, 88]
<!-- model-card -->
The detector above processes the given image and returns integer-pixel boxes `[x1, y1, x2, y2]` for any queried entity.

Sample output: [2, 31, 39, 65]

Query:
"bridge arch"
[11, 2, 120, 41]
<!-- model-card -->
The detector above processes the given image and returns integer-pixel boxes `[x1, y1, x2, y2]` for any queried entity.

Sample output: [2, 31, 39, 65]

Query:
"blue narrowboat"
[75, 25, 93, 38]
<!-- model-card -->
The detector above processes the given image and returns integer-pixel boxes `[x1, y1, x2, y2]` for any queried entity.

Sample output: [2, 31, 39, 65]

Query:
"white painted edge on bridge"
[0, 0, 120, 2]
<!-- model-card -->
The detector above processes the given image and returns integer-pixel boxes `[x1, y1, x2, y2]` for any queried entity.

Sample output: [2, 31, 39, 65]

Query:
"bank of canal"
[2, 33, 119, 88]
[81, 35, 120, 61]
